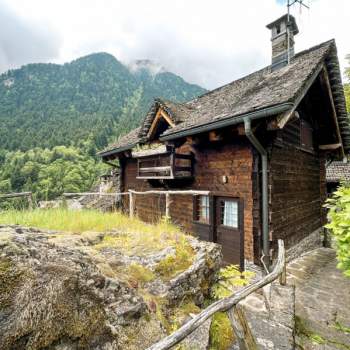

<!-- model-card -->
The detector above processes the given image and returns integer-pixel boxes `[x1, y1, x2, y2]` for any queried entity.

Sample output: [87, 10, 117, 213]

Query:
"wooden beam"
[129, 189, 210, 196]
[139, 166, 171, 173]
[319, 143, 342, 150]
[271, 64, 323, 130]
[227, 305, 257, 350]
[209, 131, 223, 141]
[147, 108, 175, 139]
[320, 66, 345, 158]
[237, 124, 246, 136]
[186, 136, 200, 146]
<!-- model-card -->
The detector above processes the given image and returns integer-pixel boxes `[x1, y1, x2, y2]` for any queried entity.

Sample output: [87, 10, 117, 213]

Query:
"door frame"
[211, 195, 244, 270]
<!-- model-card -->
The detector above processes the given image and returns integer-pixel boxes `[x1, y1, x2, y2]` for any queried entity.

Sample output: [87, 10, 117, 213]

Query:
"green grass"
[0, 208, 179, 234]
[0, 208, 192, 257]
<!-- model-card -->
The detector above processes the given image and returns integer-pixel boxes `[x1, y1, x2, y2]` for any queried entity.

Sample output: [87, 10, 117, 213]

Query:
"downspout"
[244, 117, 270, 272]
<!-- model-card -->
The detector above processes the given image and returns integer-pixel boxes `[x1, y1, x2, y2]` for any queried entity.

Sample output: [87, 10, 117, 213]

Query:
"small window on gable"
[195, 195, 210, 224]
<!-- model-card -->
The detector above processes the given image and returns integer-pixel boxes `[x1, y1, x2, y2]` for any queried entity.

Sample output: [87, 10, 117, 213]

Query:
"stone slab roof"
[326, 161, 350, 182]
[100, 39, 350, 157]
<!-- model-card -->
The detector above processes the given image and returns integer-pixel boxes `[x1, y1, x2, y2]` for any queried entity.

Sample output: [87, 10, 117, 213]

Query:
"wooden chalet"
[99, 14, 350, 269]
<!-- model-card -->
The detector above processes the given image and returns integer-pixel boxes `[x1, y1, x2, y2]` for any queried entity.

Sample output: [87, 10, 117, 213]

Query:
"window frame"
[194, 195, 211, 225]
[218, 198, 239, 229]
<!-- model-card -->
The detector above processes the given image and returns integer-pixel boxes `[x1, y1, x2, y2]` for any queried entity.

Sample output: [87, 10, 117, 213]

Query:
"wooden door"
[215, 197, 244, 269]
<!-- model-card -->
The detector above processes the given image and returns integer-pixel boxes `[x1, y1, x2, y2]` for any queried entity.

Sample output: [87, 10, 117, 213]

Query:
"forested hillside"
[0, 53, 205, 201]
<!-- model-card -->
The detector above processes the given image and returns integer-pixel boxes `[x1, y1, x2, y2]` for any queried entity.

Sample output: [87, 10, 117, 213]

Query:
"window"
[220, 200, 238, 228]
[196, 195, 210, 224]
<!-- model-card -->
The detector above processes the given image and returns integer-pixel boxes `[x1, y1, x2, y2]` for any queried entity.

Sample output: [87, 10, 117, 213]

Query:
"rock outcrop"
[0, 225, 221, 350]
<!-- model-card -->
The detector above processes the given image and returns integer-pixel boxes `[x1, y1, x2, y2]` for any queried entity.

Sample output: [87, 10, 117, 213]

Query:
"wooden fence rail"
[0, 192, 33, 209]
[147, 239, 286, 350]
[128, 189, 210, 218]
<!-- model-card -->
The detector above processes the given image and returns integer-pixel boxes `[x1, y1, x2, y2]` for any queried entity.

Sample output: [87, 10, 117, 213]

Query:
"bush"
[325, 183, 350, 277]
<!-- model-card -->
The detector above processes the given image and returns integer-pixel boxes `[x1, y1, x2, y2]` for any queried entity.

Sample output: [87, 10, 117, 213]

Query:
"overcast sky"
[0, 0, 349, 89]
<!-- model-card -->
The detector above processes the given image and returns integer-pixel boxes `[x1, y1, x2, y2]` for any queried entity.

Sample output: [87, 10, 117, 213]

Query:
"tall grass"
[0, 208, 189, 256]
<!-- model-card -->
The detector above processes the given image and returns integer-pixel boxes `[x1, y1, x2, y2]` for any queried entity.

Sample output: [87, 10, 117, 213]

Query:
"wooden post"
[227, 305, 257, 350]
[279, 258, 287, 286]
[28, 193, 33, 210]
[129, 191, 134, 218]
[165, 193, 170, 219]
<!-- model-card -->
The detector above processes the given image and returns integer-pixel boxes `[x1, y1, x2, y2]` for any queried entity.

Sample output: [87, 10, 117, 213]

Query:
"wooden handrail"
[147, 240, 286, 350]
[63, 192, 129, 197]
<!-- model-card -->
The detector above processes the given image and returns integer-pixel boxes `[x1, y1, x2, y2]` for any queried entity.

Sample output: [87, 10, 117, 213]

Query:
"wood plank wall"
[268, 143, 327, 249]
[121, 139, 256, 262]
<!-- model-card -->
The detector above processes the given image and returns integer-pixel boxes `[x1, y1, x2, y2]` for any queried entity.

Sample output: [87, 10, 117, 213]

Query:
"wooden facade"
[100, 37, 349, 267]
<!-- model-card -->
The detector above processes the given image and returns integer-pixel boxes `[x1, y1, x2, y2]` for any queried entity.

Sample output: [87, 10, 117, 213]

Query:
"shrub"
[325, 183, 350, 277]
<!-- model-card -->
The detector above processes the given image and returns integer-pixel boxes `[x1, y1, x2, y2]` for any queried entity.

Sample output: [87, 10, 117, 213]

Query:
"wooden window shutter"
[300, 119, 313, 151]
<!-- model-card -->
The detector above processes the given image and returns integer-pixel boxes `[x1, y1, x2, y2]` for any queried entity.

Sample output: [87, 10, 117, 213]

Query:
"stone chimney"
[266, 14, 299, 70]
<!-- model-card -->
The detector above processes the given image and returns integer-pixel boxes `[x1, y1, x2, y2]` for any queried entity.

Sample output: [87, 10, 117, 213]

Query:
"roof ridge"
[185, 39, 335, 106]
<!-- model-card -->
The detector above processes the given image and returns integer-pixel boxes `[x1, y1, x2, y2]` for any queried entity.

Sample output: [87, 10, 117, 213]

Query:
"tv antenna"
[287, 0, 310, 64]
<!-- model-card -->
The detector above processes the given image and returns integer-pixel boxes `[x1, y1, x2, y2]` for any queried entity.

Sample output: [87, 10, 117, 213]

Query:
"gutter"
[160, 103, 294, 141]
[99, 104, 293, 158]
[244, 117, 270, 272]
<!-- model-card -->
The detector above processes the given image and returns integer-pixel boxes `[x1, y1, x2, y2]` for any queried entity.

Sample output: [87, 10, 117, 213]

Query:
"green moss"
[127, 263, 155, 286]
[169, 300, 201, 333]
[155, 243, 195, 280]
[209, 312, 234, 350]
[334, 321, 350, 334]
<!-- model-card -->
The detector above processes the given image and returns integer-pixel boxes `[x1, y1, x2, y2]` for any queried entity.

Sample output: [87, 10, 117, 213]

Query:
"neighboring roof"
[100, 39, 350, 157]
[326, 161, 350, 182]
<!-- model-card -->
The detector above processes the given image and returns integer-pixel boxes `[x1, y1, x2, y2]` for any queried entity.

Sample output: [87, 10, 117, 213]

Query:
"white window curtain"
[200, 195, 209, 222]
[223, 200, 238, 228]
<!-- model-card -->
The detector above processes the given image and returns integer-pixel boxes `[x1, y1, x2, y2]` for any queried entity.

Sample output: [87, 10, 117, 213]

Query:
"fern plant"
[211, 265, 255, 300]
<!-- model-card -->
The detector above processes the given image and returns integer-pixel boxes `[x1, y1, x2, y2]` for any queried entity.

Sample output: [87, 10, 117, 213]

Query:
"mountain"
[0, 53, 205, 201]
[0, 52, 206, 151]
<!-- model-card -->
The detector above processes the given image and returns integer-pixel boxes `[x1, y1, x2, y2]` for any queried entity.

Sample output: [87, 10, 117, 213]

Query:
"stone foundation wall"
[286, 227, 324, 262]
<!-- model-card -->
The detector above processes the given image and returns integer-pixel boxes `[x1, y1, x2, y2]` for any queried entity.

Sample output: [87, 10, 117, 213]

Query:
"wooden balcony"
[136, 150, 193, 180]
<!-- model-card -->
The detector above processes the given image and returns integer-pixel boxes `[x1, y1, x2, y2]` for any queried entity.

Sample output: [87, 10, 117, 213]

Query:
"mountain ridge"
[0, 52, 206, 151]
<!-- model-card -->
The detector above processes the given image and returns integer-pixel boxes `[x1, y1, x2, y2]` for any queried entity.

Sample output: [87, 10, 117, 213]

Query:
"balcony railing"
[136, 150, 193, 180]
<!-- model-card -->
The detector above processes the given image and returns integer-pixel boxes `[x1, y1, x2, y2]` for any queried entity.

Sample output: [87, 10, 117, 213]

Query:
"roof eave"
[159, 103, 294, 141]
[98, 143, 138, 158]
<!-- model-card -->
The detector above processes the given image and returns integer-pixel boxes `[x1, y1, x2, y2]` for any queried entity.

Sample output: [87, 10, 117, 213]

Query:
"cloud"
[0, 0, 349, 89]
[0, 0, 61, 73]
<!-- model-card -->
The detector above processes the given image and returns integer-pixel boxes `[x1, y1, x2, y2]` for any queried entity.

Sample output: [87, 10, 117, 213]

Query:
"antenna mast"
[287, 0, 310, 64]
